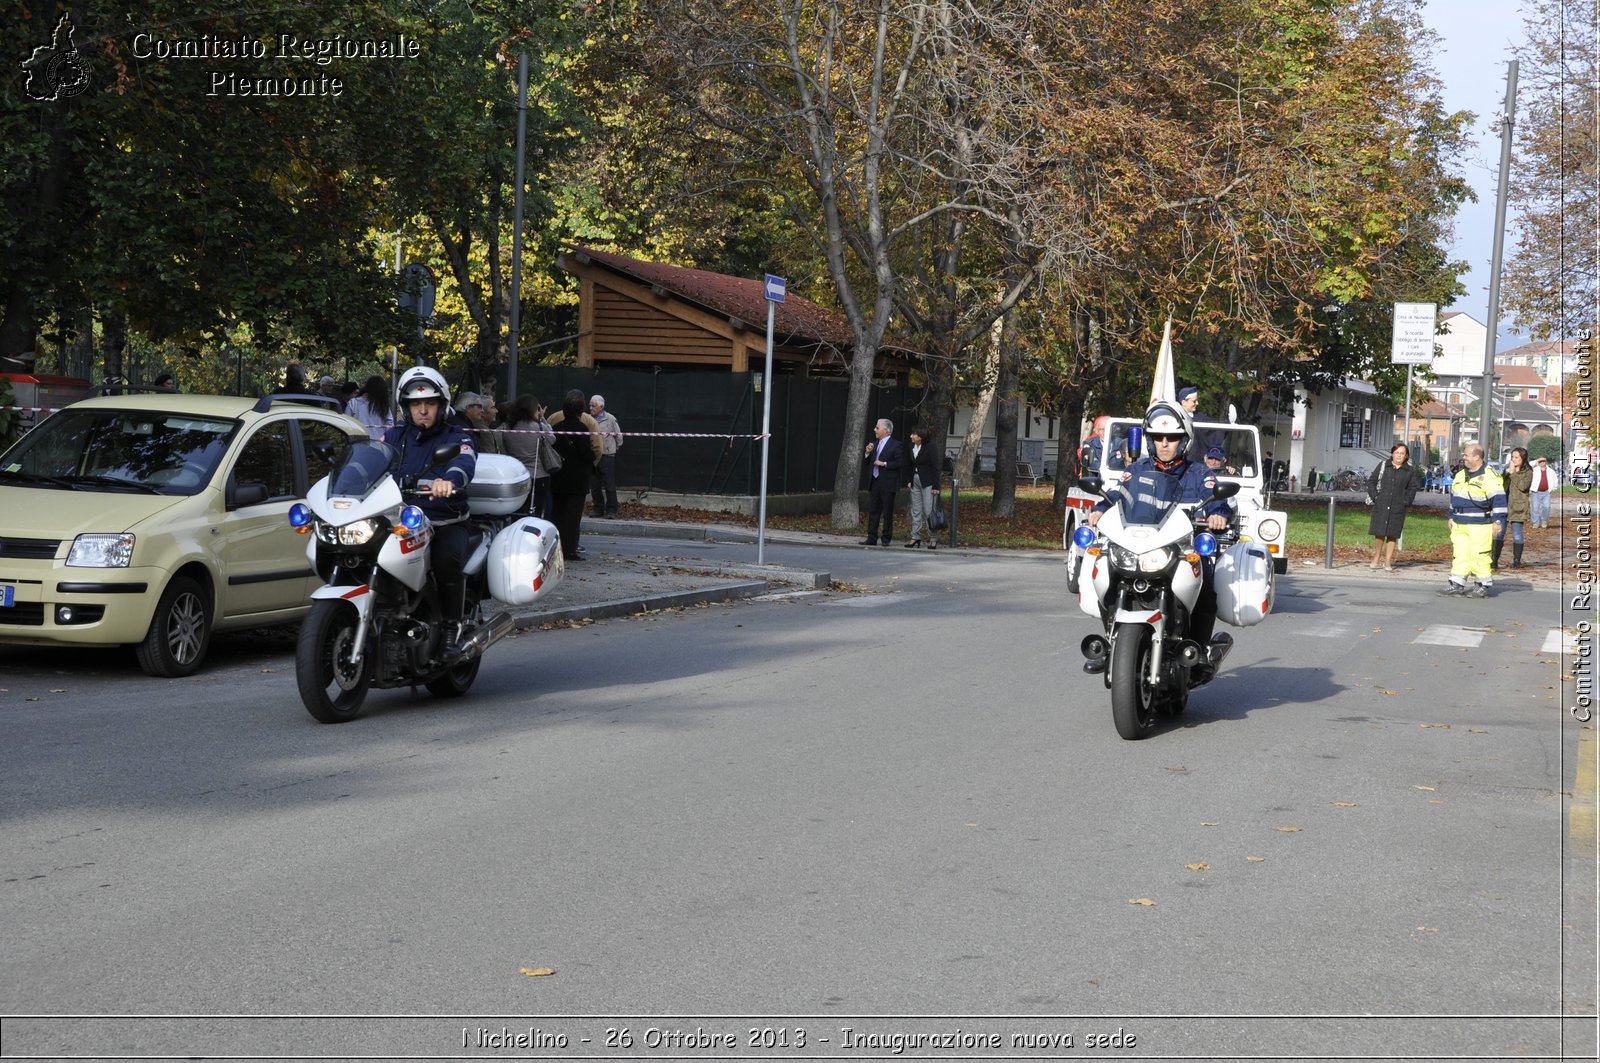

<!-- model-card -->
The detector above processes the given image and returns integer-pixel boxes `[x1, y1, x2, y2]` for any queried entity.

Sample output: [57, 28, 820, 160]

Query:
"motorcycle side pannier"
[468, 453, 532, 516]
[1214, 540, 1275, 627]
[487, 516, 563, 605]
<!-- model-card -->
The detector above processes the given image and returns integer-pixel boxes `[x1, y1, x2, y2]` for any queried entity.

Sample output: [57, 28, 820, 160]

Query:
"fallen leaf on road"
[1246, 856, 1266, 862]
[1413, 785, 1437, 792]
[1377, 689, 1399, 695]
[25, 697, 38, 702]
[1128, 898, 1156, 906]
[1185, 863, 1210, 871]
[1276, 826, 1302, 833]
[1331, 801, 1358, 807]
[1415, 927, 1439, 933]
[1165, 765, 1187, 773]
[520, 967, 556, 977]
[1200, 822, 1218, 827]
[1420, 723, 1451, 729]
[1469, 728, 1488, 734]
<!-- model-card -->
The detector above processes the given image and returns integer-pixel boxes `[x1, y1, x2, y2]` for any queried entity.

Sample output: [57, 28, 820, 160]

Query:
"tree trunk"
[955, 321, 1002, 483]
[990, 305, 1022, 516]
[830, 342, 880, 527]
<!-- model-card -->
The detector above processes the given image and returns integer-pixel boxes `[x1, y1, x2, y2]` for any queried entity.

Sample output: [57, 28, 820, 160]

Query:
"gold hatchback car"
[0, 392, 367, 676]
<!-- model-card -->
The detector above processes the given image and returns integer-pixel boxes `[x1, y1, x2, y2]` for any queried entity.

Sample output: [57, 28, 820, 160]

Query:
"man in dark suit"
[861, 418, 907, 546]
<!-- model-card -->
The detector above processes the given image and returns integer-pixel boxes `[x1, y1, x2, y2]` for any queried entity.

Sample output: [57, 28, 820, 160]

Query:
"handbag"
[928, 494, 948, 532]
[538, 432, 563, 473]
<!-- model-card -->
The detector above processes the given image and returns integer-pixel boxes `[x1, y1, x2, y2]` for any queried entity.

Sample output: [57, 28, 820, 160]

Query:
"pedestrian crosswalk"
[1294, 621, 1580, 652]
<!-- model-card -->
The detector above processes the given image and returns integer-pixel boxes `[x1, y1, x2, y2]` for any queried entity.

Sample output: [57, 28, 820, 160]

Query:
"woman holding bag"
[503, 395, 555, 519]
[904, 426, 941, 550]
[1366, 442, 1422, 570]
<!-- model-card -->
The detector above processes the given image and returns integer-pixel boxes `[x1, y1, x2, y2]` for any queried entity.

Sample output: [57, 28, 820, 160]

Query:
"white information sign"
[1390, 302, 1437, 365]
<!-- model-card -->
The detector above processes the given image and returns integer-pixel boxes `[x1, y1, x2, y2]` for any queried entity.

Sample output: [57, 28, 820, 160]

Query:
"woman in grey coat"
[1366, 442, 1422, 570]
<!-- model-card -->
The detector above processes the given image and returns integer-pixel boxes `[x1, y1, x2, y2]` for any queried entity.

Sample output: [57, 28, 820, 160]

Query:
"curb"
[508, 579, 773, 631]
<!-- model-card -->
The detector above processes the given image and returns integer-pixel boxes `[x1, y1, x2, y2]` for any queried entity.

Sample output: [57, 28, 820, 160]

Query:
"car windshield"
[1190, 423, 1261, 479]
[327, 441, 397, 498]
[0, 409, 238, 494]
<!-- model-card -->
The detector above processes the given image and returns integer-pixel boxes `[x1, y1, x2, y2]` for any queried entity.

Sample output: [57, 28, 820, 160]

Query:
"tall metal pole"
[1479, 60, 1518, 450]
[757, 298, 775, 563]
[507, 53, 529, 401]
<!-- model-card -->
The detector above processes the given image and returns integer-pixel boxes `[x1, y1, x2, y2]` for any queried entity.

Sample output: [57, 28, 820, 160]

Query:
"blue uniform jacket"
[382, 418, 477, 523]
[1093, 456, 1234, 526]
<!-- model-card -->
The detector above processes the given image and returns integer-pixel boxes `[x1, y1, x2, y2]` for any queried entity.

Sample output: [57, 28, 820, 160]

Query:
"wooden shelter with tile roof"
[556, 247, 916, 375]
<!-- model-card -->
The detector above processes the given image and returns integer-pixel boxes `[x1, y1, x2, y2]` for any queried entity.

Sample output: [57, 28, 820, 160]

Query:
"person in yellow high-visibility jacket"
[1441, 444, 1507, 598]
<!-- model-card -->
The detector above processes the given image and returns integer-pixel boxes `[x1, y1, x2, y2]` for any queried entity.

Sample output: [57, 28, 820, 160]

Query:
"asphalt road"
[2, 533, 1595, 1061]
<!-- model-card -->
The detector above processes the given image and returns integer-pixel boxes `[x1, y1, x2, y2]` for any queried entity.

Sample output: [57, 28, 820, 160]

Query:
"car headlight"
[1257, 518, 1282, 541]
[336, 518, 382, 546]
[1110, 543, 1176, 574]
[67, 533, 136, 568]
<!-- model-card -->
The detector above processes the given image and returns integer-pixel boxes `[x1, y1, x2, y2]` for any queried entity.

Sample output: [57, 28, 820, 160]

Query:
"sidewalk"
[503, 527, 831, 632]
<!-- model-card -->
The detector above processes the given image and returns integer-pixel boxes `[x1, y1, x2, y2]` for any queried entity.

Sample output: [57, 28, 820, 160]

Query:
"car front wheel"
[135, 575, 212, 677]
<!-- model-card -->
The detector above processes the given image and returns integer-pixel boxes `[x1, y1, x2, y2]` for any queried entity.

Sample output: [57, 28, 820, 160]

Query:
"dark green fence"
[508, 366, 924, 495]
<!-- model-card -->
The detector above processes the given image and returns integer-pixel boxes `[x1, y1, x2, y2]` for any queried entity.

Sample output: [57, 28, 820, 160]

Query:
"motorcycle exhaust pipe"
[1206, 632, 1234, 670]
[458, 610, 516, 659]
[1080, 633, 1110, 662]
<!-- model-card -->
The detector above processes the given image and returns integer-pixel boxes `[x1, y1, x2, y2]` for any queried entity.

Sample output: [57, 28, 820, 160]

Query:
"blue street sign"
[764, 274, 786, 303]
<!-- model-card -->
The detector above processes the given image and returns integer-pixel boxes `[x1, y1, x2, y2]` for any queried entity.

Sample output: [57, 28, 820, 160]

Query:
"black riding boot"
[1490, 537, 1504, 571]
[1512, 542, 1524, 568]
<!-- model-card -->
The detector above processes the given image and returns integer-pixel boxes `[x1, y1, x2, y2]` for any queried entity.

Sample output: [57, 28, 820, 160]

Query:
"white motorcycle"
[289, 441, 562, 723]
[1070, 479, 1274, 740]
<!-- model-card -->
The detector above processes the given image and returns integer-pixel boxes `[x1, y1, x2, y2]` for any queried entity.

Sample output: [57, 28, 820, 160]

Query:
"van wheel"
[135, 576, 212, 677]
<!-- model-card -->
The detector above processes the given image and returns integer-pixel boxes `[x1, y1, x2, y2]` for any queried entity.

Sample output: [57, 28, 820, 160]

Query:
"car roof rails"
[94, 381, 172, 397]
[252, 393, 344, 414]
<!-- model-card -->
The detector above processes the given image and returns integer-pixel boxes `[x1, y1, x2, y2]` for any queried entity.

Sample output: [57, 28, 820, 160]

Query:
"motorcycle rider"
[1083, 399, 1233, 674]
[382, 366, 478, 659]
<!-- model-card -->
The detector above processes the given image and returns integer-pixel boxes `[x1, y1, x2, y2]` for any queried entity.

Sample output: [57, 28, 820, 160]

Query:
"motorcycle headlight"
[67, 533, 135, 568]
[1110, 543, 1176, 574]
[336, 518, 382, 546]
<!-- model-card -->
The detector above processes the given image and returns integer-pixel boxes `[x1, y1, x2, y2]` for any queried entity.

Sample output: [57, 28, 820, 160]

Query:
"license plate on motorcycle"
[1, 585, 12, 608]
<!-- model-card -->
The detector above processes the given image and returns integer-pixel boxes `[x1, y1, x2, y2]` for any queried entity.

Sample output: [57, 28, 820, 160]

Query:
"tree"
[1503, 0, 1597, 341]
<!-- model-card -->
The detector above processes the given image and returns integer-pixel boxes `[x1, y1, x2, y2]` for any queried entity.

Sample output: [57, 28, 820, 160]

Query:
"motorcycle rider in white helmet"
[382, 366, 477, 660]
[1083, 399, 1234, 673]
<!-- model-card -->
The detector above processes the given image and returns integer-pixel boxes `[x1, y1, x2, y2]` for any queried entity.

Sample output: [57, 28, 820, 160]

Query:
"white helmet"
[397, 365, 449, 405]
[1142, 399, 1192, 458]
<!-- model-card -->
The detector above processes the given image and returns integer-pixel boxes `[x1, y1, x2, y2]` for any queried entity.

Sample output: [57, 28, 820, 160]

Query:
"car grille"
[0, 602, 45, 626]
[0, 537, 62, 560]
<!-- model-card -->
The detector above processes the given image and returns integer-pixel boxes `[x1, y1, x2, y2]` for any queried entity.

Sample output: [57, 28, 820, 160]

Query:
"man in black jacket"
[861, 418, 907, 546]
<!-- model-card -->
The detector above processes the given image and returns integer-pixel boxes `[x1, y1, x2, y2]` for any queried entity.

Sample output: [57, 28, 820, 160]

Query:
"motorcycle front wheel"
[1110, 622, 1159, 740]
[297, 600, 372, 723]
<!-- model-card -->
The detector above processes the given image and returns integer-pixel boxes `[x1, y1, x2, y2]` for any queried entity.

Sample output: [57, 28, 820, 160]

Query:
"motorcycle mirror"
[431, 442, 462, 465]
[1212, 481, 1240, 500]
[1078, 475, 1104, 496]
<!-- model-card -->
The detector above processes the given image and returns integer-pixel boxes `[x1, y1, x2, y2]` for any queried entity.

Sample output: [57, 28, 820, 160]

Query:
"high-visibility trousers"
[1450, 521, 1495, 582]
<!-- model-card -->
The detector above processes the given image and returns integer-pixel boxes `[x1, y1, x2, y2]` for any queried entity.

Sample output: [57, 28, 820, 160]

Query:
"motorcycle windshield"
[1115, 468, 1185, 527]
[327, 441, 398, 499]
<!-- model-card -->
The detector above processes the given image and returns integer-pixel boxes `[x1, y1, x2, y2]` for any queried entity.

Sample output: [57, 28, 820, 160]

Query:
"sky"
[1421, 0, 1532, 351]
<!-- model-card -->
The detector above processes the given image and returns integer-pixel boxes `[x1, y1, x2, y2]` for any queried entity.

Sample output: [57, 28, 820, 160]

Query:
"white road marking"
[1541, 628, 1579, 654]
[1412, 624, 1491, 648]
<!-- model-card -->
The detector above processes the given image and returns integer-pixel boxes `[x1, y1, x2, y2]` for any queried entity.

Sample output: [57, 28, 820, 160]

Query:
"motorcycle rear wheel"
[297, 600, 372, 723]
[1110, 623, 1159, 740]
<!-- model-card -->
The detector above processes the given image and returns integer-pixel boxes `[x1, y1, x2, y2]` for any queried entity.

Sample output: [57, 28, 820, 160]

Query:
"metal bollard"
[1325, 495, 1336, 569]
[949, 478, 959, 548]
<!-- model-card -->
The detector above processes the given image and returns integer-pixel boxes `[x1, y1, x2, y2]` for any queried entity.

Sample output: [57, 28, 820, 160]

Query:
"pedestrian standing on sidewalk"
[503, 394, 554, 518]
[1495, 446, 1532, 570]
[1365, 442, 1422, 571]
[1440, 444, 1506, 598]
[588, 394, 623, 518]
[860, 418, 906, 546]
[1529, 456, 1555, 529]
[904, 426, 940, 550]
[549, 390, 602, 561]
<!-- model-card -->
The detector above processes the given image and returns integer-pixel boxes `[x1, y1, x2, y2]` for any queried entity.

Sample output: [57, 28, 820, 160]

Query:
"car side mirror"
[230, 482, 270, 509]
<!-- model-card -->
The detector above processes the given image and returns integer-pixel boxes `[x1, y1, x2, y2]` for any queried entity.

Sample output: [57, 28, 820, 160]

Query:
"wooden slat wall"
[592, 285, 733, 365]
